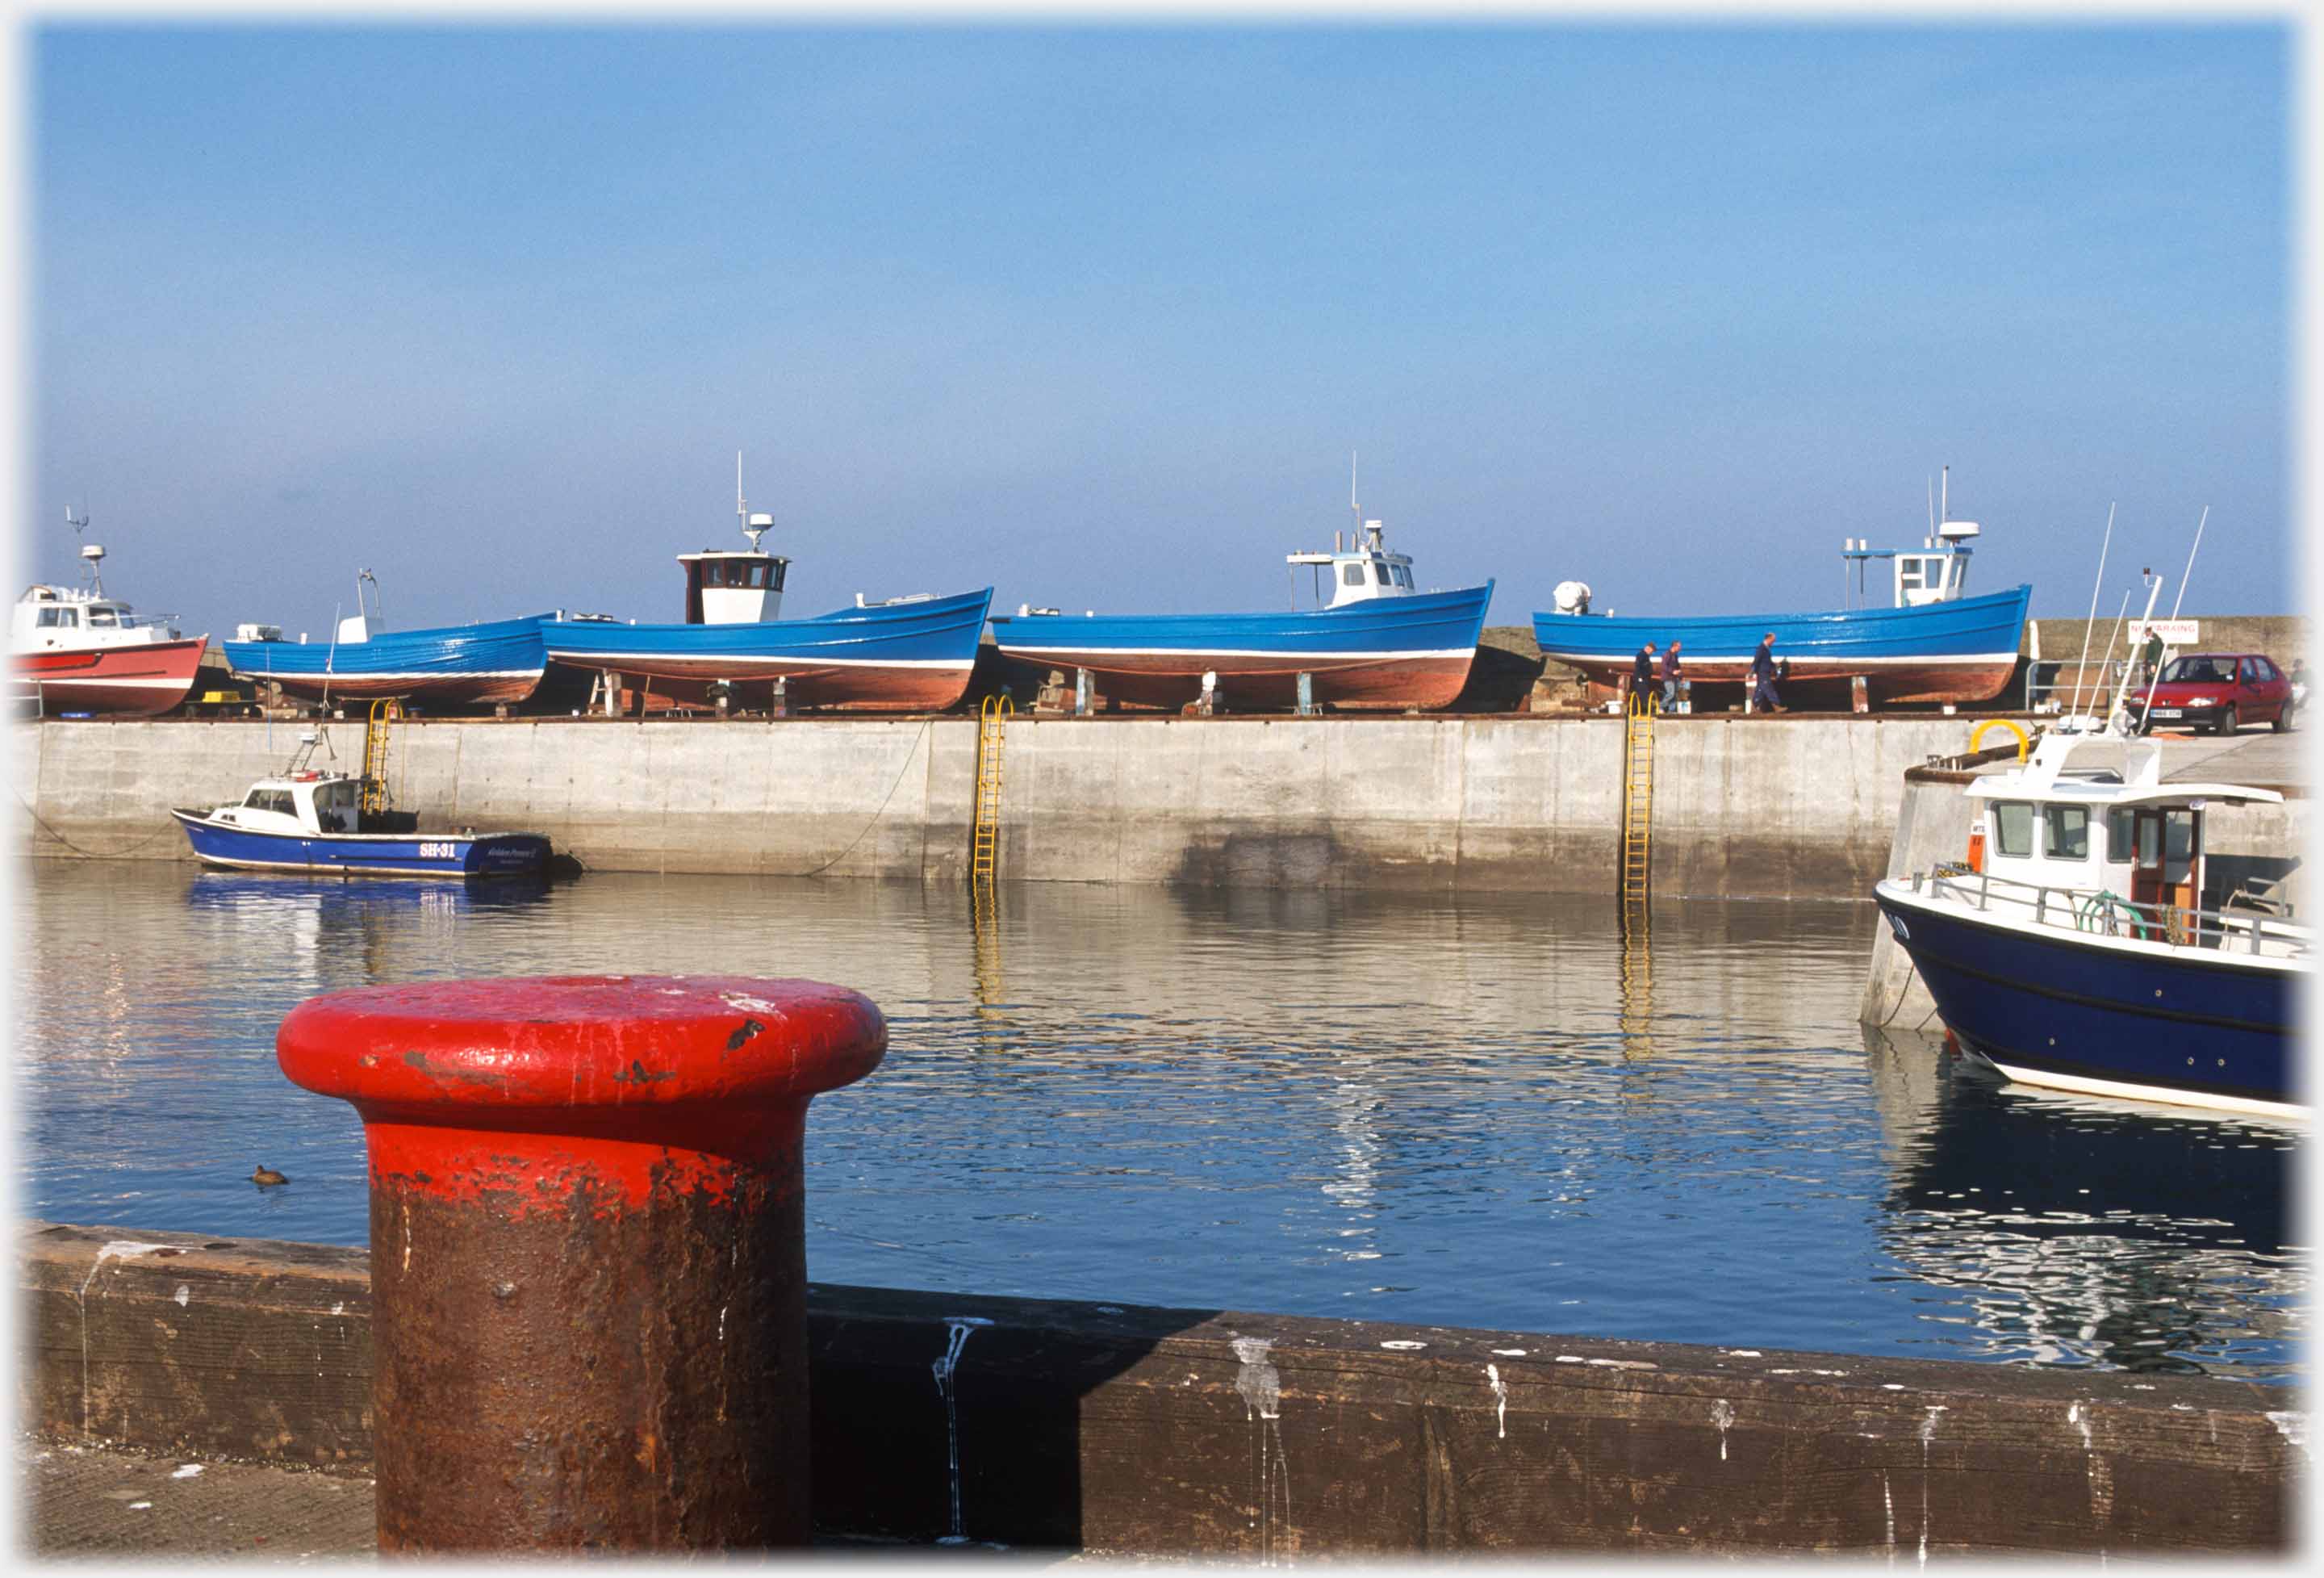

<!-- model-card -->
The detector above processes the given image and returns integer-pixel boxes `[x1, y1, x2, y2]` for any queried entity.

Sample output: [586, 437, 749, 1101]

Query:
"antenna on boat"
[736, 449, 773, 553]
[67, 505, 105, 595]
[2064, 502, 2115, 730]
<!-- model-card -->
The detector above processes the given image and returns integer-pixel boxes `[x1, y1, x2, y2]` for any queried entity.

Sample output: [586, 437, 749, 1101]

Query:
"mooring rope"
[10, 786, 186, 858]
[783, 718, 937, 878]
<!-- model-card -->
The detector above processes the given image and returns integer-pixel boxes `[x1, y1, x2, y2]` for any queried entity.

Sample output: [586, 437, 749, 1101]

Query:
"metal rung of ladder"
[972, 693, 1014, 880]
[362, 699, 401, 815]
[1620, 690, 1657, 907]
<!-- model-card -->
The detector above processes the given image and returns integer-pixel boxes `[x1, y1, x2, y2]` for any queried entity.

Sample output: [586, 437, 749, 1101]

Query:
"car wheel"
[2218, 705, 2239, 736]
[2276, 702, 2296, 734]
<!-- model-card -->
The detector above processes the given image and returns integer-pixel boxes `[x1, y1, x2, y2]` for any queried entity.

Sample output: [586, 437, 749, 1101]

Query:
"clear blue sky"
[23, 21, 2294, 638]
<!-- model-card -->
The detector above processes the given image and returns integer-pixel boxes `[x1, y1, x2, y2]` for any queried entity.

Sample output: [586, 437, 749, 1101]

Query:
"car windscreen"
[2159, 656, 2236, 684]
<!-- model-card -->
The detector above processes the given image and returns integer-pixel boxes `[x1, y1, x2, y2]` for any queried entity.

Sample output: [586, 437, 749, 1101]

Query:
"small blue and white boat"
[988, 517, 1494, 711]
[1874, 730, 2307, 1120]
[1533, 475, 2030, 707]
[171, 738, 551, 879]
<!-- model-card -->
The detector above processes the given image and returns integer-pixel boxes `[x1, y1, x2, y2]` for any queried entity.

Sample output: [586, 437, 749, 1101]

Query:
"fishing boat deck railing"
[1912, 866, 2310, 961]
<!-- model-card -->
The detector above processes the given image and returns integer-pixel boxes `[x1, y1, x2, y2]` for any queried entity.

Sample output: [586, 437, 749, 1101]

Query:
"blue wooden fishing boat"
[541, 588, 995, 713]
[988, 517, 1494, 711]
[537, 471, 993, 713]
[1873, 731, 2306, 1120]
[224, 609, 549, 707]
[1533, 478, 2030, 706]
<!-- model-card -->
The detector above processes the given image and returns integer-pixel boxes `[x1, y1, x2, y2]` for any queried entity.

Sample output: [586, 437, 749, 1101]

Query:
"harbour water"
[16, 862, 2303, 1382]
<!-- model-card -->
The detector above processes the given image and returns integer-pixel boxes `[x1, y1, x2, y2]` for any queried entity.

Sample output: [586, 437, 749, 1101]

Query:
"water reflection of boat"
[1862, 1023, 2299, 1378]
[184, 870, 555, 912]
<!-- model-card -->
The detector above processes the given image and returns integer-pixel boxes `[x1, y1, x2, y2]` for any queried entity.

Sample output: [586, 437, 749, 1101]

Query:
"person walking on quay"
[1630, 642, 1657, 712]
[1660, 640, 1685, 714]
[1749, 633, 1781, 714]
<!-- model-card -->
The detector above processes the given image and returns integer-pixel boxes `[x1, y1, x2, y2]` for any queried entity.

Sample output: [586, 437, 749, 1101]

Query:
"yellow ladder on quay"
[362, 700, 401, 815]
[971, 693, 1013, 881]
[1620, 689, 1657, 915]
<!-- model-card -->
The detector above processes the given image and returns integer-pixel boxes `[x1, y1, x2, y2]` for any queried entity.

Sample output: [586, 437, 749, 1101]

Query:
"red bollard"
[277, 973, 885, 1553]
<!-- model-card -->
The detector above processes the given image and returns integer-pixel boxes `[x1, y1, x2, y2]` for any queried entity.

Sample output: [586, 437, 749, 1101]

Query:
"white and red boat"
[11, 520, 207, 717]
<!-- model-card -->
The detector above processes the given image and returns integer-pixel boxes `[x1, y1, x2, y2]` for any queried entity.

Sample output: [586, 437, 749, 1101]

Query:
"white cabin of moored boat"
[1951, 732, 2291, 945]
[1287, 519, 1423, 609]
[202, 772, 365, 836]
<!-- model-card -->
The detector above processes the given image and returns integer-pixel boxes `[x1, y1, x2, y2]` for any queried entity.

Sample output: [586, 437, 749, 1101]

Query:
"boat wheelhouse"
[988, 517, 1494, 712]
[11, 524, 208, 716]
[1873, 731, 2306, 1120]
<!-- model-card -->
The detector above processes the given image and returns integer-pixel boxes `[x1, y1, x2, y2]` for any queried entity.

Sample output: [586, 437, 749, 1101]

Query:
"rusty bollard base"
[278, 974, 886, 1554]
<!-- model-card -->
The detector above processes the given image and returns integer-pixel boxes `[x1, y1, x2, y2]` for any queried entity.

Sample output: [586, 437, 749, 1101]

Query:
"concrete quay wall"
[19, 1220, 2296, 1556]
[15, 713, 1992, 898]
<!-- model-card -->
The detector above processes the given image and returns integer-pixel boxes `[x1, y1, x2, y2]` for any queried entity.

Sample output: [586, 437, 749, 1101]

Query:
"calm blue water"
[15, 862, 2305, 1381]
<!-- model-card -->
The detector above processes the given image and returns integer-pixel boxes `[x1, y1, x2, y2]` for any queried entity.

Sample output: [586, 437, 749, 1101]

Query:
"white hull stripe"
[990, 646, 1473, 662]
[192, 855, 483, 879]
[15, 676, 196, 690]
[1536, 651, 2021, 669]
[245, 668, 545, 681]
[1969, 1052, 2308, 1123]
[541, 652, 970, 670]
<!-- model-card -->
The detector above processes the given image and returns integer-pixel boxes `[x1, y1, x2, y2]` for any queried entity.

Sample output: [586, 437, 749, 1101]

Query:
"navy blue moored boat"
[1874, 731, 2307, 1120]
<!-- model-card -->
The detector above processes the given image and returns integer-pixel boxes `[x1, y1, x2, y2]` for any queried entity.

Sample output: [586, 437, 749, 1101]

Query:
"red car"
[2128, 651, 2297, 735]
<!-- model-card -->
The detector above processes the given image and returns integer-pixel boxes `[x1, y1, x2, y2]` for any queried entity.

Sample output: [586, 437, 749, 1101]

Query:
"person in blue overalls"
[1629, 643, 1657, 711]
[1749, 633, 1781, 714]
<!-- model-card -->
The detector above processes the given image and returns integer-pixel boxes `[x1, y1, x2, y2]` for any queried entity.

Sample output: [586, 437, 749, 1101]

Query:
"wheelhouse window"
[1392, 564, 1412, 588]
[243, 789, 295, 816]
[2042, 805, 2090, 860]
[1991, 802, 2034, 859]
[2163, 810, 2196, 881]
[36, 607, 78, 628]
[1372, 563, 1390, 586]
[771, 560, 788, 592]
[1897, 560, 1926, 593]
[1341, 563, 1365, 588]
[86, 608, 119, 626]
[2105, 807, 2135, 862]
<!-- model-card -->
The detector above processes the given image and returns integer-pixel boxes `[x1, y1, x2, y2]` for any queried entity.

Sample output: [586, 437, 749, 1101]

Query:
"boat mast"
[2108, 570, 2165, 733]
[2064, 503, 2115, 730]
[2130, 505, 2209, 730]
[68, 506, 102, 596]
[737, 450, 771, 553]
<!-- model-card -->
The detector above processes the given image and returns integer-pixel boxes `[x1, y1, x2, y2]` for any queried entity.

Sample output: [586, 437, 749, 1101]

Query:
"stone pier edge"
[19, 1220, 2300, 1557]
